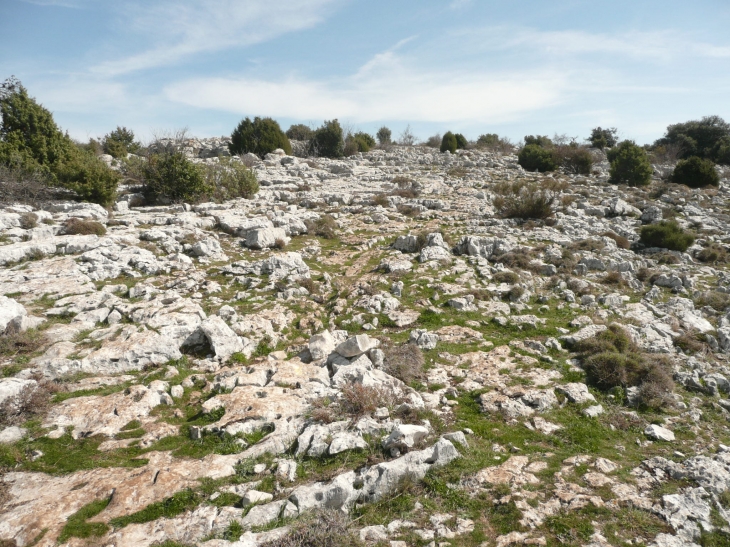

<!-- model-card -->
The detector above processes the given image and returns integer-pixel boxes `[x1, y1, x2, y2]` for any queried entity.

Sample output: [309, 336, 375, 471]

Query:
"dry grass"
[0, 377, 60, 426]
[310, 383, 403, 423]
[305, 215, 338, 239]
[492, 179, 567, 220]
[62, 218, 107, 236]
[260, 509, 363, 547]
[382, 342, 425, 384]
[601, 231, 631, 250]
[18, 212, 38, 230]
[0, 329, 46, 359]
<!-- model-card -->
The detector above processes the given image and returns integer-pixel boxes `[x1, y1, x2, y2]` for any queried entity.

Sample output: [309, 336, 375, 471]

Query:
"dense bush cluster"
[309, 119, 344, 158]
[285, 123, 314, 141]
[639, 220, 695, 252]
[344, 131, 375, 156]
[517, 136, 593, 175]
[203, 157, 259, 201]
[518, 144, 557, 172]
[229, 116, 291, 158]
[575, 325, 674, 409]
[654, 115, 730, 164]
[0, 77, 120, 205]
[671, 156, 720, 188]
[607, 140, 653, 187]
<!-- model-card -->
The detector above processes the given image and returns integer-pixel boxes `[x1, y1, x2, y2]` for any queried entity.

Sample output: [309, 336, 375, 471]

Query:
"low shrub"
[0, 165, 56, 205]
[340, 383, 401, 418]
[517, 144, 557, 172]
[493, 179, 566, 219]
[476, 133, 514, 153]
[425, 134, 441, 148]
[671, 156, 719, 188]
[305, 214, 337, 239]
[555, 146, 593, 175]
[440, 132, 457, 153]
[260, 509, 364, 547]
[0, 377, 59, 426]
[202, 158, 259, 201]
[524, 135, 553, 147]
[142, 151, 208, 204]
[607, 140, 653, 187]
[492, 271, 519, 284]
[102, 126, 140, 158]
[18, 212, 37, 229]
[229, 117, 291, 158]
[694, 291, 730, 312]
[382, 342, 425, 384]
[697, 243, 728, 263]
[62, 218, 107, 236]
[639, 221, 695, 252]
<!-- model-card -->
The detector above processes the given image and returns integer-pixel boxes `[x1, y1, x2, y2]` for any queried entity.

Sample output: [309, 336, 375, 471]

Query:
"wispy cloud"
[92, 0, 341, 76]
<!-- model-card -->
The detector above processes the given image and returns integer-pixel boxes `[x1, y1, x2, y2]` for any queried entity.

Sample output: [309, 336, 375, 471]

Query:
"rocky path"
[1, 145, 730, 546]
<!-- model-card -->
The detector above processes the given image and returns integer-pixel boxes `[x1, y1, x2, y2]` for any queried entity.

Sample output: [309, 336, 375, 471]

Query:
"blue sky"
[2, 0, 729, 145]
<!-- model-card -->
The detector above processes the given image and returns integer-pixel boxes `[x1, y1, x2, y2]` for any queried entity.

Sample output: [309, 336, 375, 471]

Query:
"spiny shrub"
[142, 151, 208, 204]
[555, 145, 593, 175]
[102, 126, 140, 158]
[518, 144, 557, 172]
[18, 212, 37, 229]
[601, 231, 631, 250]
[476, 133, 513, 153]
[607, 140, 653, 187]
[305, 214, 337, 239]
[285, 123, 314, 141]
[671, 156, 719, 188]
[229, 116, 291, 158]
[309, 119, 344, 158]
[425, 134, 441, 148]
[440, 132, 457, 153]
[575, 324, 674, 409]
[202, 158, 259, 201]
[376, 126, 392, 145]
[588, 127, 618, 150]
[639, 220, 695, 252]
[62, 218, 107, 236]
[493, 179, 566, 219]
[454, 133, 468, 149]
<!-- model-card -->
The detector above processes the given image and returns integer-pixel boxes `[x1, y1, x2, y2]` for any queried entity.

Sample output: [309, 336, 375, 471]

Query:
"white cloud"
[91, 0, 341, 76]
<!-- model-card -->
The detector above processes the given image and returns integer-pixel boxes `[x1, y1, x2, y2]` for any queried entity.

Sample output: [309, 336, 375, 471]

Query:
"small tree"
[309, 119, 344, 158]
[229, 117, 291, 158]
[454, 133, 468, 149]
[286, 124, 314, 141]
[142, 150, 208, 204]
[376, 126, 392, 145]
[671, 156, 719, 188]
[655, 115, 730, 162]
[399, 125, 416, 146]
[589, 127, 618, 150]
[607, 140, 653, 187]
[103, 126, 140, 158]
[440, 132, 457, 153]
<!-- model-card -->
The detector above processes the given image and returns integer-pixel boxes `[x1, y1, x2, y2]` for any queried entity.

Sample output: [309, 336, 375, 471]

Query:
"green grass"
[57, 496, 111, 542]
[110, 489, 200, 529]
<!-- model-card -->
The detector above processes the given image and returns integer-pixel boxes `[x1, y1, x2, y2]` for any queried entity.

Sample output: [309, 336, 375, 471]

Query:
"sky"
[1, 0, 729, 145]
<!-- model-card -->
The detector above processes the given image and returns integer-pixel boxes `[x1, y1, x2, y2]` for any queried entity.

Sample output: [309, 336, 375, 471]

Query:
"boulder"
[245, 227, 289, 249]
[335, 334, 379, 358]
[200, 316, 243, 361]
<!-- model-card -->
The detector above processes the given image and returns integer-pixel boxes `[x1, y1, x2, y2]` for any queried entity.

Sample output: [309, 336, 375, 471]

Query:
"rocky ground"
[2, 143, 730, 547]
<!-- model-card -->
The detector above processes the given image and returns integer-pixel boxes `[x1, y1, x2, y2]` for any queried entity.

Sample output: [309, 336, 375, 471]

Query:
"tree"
[103, 126, 140, 158]
[454, 133, 468, 149]
[440, 132, 457, 153]
[399, 125, 416, 146]
[229, 117, 291, 158]
[376, 126, 392, 145]
[589, 127, 618, 150]
[655, 115, 730, 163]
[671, 156, 719, 188]
[286, 124, 313, 141]
[524, 135, 552, 147]
[309, 119, 344, 158]
[607, 140, 653, 187]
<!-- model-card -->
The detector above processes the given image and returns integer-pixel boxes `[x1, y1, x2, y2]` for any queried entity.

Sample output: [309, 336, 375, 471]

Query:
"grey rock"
[335, 334, 380, 358]
[645, 424, 675, 442]
[555, 383, 596, 404]
[200, 316, 244, 361]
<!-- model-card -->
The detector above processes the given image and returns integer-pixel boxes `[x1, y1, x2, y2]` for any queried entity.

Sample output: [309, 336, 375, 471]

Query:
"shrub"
[493, 179, 566, 219]
[0, 165, 55, 205]
[670, 156, 719, 188]
[476, 133, 514, 153]
[376, 126, 392, 145]
[18, 212, 37, 229]
[102, 126, 140, 158]
[588, 127, 618, 150]
[493, 271, 519, 284]
[425, 134, 441, 148]
[0, 377, 58, 427]
[260, 509, 364, 547]
[62, 218, 107, 236]
[694, 291, 730, 312]
[524, 135, 553, 147]
[285, 124, 314, 141]
[399, 125, 417, 146]
[607, 140, 653, 187]
[340, 383, 400, 418]
[697, 243, 727, 263]
[202, 158, 259, 201]
[229, 117, 291, 158]
[518, 144, 557, 172]
[440, 132, 457, 153]
[54, 146, 120, 206]
[454, 133, 468, 149]
[305, 214, 337, 239]
[382, 342, 425, 384]
[344, 131, 375, 155]
[555, 146, 593, 175]
[639, 221, 695, 252]
[654, 115, 730, 163]
[309, 119, 344, 158]
[142, 151, 208, 204]
[601, 231, 631, 249]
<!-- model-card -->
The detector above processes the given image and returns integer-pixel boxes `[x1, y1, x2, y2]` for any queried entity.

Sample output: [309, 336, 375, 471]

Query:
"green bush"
[0, 77, 119, 205]
[285, 123, 313, 141]
[655, 115, 730, 163]
[202, 158, 259, 201]
[309, 119, 344, 158]
[554, 145, 593, 175]
[142, 151, 208, 204]
[102, 126, 140, 158]
[671, 156, 719, 188]
[344, 131, 375, 156]
[524, 135, 552, 147]
[376, 126, 392, 145]
[518, 143, 557, 172]
[640, 220, 695, 252]
[229, 116, 291, 158]
[588, 127, 618, 150]
[454, 133, 468, 149]
[440, 132, 457, 153]
[607, 140, 653, 187]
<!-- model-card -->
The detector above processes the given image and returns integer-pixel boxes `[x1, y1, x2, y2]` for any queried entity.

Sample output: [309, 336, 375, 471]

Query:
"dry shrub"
[62, 218, 107, 236]
[305, 214, 337, 239]
[655, 252, 681, 265]
[397, 204, 419, 217]
[340, 383, 400, 418]
[0, 328, 46, 358]
[297, 277, 319, 295]
[636, 267, 654, 282]
[602, 271, 624, 285]
[694, 291, 730, 312]
[492, 179, 567, 220]
[601, 231, 631, 250]
[569, 238, 605, 252]
[260, 509, 363, 547]
[18, 212, 38, 230]
[273, 238, 287, 250]
[674, 331, 709, 355]
[493, 271, 519, 284]
[382, 343, 425, 384]
[697, 243, 728, 263]
[372, 193, 390, 207]
[491, 247, 541, 271]
[0, 166, 57, 206]
[0, 379, 59, 426]
[391, 175, 413, 186]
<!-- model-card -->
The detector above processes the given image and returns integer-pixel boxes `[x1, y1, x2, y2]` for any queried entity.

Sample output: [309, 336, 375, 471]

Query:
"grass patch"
[57, 496, 111, 542]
